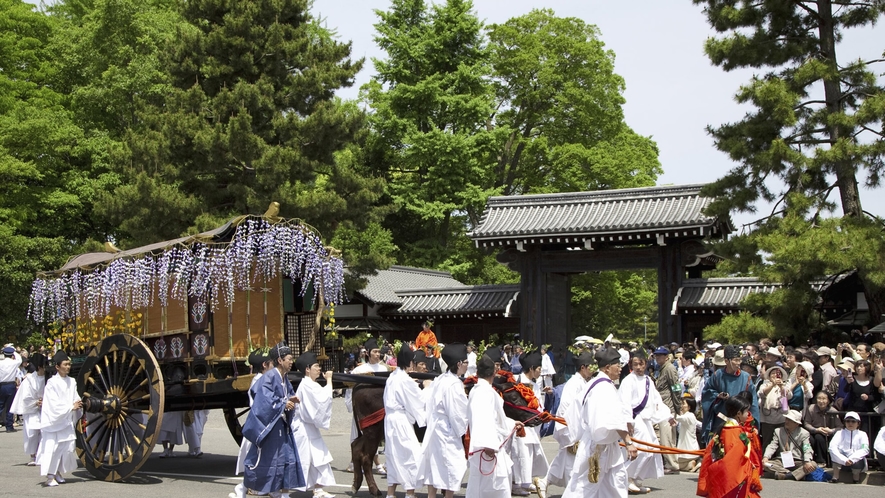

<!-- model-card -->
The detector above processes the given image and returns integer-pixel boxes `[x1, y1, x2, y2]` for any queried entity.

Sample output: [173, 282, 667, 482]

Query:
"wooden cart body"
[29, 213, 343, 482]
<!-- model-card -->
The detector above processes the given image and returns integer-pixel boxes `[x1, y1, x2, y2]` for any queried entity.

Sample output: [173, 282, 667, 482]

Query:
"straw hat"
[712, 350, 726, 367]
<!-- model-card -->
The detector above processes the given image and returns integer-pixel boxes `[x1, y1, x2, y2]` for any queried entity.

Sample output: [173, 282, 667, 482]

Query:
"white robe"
[546, 373, 587, 487]
[383, 368, 427, 490]
[619, 373, 670, 481]
[158, 409, 184, 445]
[829, 428, 870, 471]
[183, 409, 209, 452]
[11, 372, 45, 455]
[345, 361, 389, 442]
[466, 378, 515, 498]
[418, 371, 468, 490]
[236, 372, 264, 475]
[563, 375, 630, 498]
[511, 372, 550, 487]
[292, 375, 336, 491]
[37, 374, 81, 477]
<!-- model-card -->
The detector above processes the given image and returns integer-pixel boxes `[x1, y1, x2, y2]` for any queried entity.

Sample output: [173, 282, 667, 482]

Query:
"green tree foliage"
[703, 311, 776, 345]
[694, 1, 885, 329]
[570, 270, 658, 340]
[0, 0, 111, 335]
[365, 3, 662, 333]
[486, 10, 660, 198]
[82, 0, 394, 284]
[364, 0, 496, 269]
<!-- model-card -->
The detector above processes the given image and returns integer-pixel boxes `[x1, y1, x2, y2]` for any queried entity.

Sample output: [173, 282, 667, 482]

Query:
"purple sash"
[582, 376, 614, 405]
[632, 376, 651, 419]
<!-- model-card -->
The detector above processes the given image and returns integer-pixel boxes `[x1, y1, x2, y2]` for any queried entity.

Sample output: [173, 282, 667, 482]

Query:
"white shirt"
[466, 351, 477, 377]
[0, 353, 22, 383]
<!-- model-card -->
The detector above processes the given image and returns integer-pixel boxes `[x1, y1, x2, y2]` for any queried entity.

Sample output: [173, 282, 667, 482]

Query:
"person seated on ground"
[676, 395, 701, 472]
[802, 391, 842, 466]
[828, 411, 869, 484]
[761, 410, 817, 480]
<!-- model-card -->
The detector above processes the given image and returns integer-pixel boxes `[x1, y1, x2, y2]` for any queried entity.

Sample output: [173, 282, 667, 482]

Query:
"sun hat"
[784, 410, 803, 424]
[844, 411, 860, 422]
[765, 346, 782, 357]
[712, 350, 726, 367]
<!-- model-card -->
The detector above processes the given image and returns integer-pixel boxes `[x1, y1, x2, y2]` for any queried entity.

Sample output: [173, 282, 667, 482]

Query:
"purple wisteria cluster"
[28, 217, 346, 323]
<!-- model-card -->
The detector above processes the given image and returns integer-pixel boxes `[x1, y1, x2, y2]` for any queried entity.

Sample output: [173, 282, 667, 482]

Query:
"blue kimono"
[242, 368, 305, 494]
[700, 368, 760, 444]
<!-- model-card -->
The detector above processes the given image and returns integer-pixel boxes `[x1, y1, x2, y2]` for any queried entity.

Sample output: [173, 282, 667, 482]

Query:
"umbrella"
[574, 335, 593, 342]
[588, 337, 604, 344]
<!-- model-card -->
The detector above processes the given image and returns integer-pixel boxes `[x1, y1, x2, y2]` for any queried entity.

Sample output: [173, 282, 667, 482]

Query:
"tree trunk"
[818, 0, 863, 218]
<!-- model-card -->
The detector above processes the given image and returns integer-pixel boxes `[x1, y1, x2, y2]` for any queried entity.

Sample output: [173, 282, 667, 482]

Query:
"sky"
[313, 0, 885, 232]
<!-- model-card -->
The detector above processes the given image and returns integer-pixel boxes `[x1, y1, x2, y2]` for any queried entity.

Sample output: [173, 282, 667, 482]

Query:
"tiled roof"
[673, 278, 782, 314]
[469, 184, 730, 248]
[386, 285, 520, 318]
[356, 266, 467, 305]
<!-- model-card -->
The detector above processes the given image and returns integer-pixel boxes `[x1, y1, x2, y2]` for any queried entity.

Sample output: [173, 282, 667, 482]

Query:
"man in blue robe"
[242, 342, 305, 497]
[700, 345, 760, 444]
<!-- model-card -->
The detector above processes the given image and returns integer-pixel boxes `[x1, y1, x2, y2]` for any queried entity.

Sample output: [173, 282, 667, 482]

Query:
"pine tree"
[694, 0, 885, 328]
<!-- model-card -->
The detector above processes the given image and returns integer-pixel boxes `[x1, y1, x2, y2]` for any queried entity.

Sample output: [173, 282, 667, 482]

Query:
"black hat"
[364, 338, 380, 352]
[248, 348, 267, 369]
[521, 350, 542, 370]
[52, 350, 70, 365]
[294, 351, 318, 375]
[576, 351, 595, 368]
[595, 347, 620, 368]
[740, 355, 757, 370]
[397, 345, 414, 369]
[484, 346, 502, 363]
[441, 343, 468, 366]
[724, 345, 741, 359]
[30, 352, 46, 369]
[413, 350, 429, 365]
[268, 342, 292, 361]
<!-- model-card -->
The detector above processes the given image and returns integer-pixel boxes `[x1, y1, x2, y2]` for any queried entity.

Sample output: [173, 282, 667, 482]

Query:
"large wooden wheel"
[76, 334, 165, 481]
[224, 406, 250, 447]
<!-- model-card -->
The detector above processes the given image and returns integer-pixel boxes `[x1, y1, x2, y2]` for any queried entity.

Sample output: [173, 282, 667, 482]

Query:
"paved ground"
[0, 398, 882, 497]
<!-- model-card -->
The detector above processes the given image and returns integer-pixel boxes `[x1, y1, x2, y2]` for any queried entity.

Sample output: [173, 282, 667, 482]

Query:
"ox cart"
[28, 211, 345, 482]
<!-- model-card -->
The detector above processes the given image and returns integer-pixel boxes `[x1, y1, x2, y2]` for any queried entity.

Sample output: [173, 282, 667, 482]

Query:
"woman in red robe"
[697, 395, 762, 498]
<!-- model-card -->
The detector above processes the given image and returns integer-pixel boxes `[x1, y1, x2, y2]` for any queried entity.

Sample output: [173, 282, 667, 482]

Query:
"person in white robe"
[10, 352, 47, 465]
[510, 350, 550, 496]
[466, 355, 522, 498]
[829, 411, 870, 482]
[562, 347, 638, 498]
[37, 350, 82, 487]
[619, 350, 674, 493]
[384, 346, 428, 498]
[344, 338, 389, 474]
[231, 349, 273, 498]
[158, 409, 184, 457]
[183, 409, 209, 457]
[418, 343, 469, 498]
[539, 346, 557, 401]
[465, 343, 477, 378]
[292, 351, 337, 498]
[535, 351, 596, 498]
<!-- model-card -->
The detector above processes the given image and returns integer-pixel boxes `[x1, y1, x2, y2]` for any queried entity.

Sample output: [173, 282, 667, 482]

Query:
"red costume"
[415, 329, 439, 358]
[697, 418, 762, 498]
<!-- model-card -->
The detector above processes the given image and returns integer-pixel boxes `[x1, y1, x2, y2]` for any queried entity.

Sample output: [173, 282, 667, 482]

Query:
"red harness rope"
[358, 407, 385, 430]
[620, 437, 705, 456]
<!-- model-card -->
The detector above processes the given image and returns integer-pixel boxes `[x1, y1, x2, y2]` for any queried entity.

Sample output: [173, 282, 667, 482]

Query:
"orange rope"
[620, 437, 705, 456]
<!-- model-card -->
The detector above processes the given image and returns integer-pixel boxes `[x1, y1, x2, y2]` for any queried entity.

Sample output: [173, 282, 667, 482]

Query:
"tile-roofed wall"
[470, 183, 730, 247]
[356, 265, 467, 305]
[388, 285, 520, 317]
[674, 278, 783, 313]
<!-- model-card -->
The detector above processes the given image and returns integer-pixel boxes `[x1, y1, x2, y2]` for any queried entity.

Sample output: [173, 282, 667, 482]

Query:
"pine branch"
[791, 1, 822, 20]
